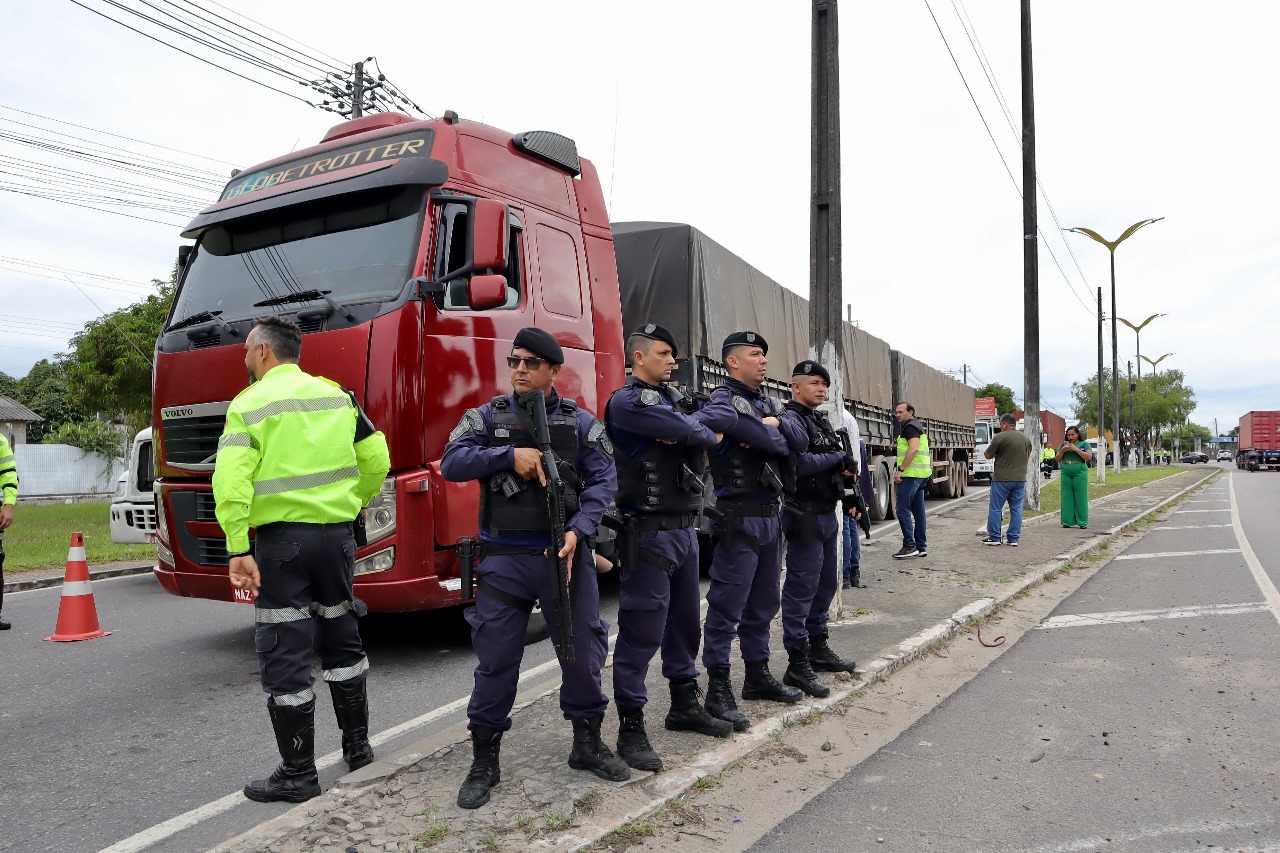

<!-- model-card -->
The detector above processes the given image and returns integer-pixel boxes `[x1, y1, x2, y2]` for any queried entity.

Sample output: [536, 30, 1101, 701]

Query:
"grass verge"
[3, 502, 155, 570]
[1022, 465, 1192, 518]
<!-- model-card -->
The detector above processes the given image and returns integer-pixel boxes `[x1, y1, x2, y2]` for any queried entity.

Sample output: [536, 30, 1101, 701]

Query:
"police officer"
[697, 331, 808, 731]
[778, 361, 859, 699]
[0, 430, 18, 630]
[605, 324, 733, 772]
[214, 316, 391, 804]
[442, 327, 627, 810]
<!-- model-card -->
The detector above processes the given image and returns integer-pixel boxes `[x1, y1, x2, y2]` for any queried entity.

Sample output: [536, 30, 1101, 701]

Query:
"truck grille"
[160, 402, 229, 471]
[198, 538, 230, 566]
[195, 491, 217, 521]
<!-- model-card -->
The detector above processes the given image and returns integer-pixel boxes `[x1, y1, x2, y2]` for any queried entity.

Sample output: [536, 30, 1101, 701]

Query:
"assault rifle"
[836, 427, 872, 541]
[515, 390, 575, 662]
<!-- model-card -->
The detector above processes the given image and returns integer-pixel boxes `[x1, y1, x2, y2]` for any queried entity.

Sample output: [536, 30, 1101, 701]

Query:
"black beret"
[629, 323, 678, 359]
[721, 330, 768, 356]
[512, 327, 563, 365]
[792, 360, 831, 385]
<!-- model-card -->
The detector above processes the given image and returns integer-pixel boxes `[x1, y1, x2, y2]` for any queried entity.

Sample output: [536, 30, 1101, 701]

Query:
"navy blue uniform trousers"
[702, 515, 783, 667]
[613, 526, 701, 710]
[780, 511, 839, 650]
[465, 546, 609, 731]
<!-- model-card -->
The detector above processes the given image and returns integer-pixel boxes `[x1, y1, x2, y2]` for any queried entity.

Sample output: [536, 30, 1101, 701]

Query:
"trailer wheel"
[870, 461, 892, 522]
[958, 463, 968, 496]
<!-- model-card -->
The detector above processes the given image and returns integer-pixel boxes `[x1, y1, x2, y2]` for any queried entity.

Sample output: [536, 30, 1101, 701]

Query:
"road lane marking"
[1186, 499, 1229, 503]
[1035, 602, 1270, 630]
[1113, 548, 1241, 561]
[1154, 524, 1233, 530]
[1229, 474, 1280, 628]
[1173, 509, 1231, 513]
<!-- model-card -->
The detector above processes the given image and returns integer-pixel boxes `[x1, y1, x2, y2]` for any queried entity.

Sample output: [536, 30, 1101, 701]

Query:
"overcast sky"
[1, 1, 1273, 437]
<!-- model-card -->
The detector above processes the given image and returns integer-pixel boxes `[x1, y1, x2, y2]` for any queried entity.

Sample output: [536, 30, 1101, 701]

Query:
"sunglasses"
[506, 355, 547, 370]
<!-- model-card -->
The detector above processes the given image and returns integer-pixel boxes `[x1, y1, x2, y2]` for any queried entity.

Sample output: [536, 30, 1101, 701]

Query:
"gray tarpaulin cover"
[612, 221, 897, 410]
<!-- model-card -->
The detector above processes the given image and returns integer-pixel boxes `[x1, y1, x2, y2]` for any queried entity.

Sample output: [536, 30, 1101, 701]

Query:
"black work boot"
[457, 728, 502, 809]
[742, 660, 802, 704]
[809, 632, 858, 673]
[704, 666, 750, 732]
[616, 707, 663, 772]
[783, 644, 830, 698]
[329, 674, 374, 771]
[567, 716, 632, 781]
[665, 678, 732, 737]
[243, 698, 322, 803]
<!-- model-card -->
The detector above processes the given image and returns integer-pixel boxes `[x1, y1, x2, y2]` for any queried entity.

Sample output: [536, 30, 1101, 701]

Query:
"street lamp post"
[1066, 218, 1164, 474]
[1140, 353, 1174, 460]
[1119, 313, 1165, 466]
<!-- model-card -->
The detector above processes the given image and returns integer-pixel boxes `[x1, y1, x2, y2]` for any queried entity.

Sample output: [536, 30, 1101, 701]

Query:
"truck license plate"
[232, 587, 256, 604]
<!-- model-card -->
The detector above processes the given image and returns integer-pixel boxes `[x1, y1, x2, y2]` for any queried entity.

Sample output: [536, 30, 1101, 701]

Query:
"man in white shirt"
[840, 408, 864, 589]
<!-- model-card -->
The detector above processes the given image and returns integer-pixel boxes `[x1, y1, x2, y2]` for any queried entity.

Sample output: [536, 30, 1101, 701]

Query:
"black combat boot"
[243, 698, 322, 803]
[616, 707, 663, 772]
[457, 728, 502, 809]
[704, 666, 750, 732]
[808, 632, 857, 673]
[567, 716, 632, 781]
[665, 678, 732, 737]
[783, 644, 830, 698]
[329, 674, 374, 771]
[742, 660, 802, 704]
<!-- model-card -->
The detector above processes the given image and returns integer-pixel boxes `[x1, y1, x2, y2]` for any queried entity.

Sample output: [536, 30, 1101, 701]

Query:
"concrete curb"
[213, 469, 1219, 853]
[3, 563, 154, 594]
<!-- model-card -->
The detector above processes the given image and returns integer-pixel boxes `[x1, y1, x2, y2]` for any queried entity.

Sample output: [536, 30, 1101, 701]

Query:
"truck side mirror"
[472, 199, 508, 271]
[467, 274, 508, 311]
[177, 244, 192, 269]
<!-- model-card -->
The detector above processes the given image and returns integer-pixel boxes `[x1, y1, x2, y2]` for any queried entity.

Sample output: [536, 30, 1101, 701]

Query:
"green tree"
[16, 359, 89, 443]
[1070, 368, 1196, 451]
[62, 277, 174, 438]
[974, 382, 1017, 416]
[0, 370, 18, 400]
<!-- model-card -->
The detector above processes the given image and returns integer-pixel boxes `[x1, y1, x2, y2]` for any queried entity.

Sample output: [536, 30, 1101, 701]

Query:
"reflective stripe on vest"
[896, 425, 931, 478]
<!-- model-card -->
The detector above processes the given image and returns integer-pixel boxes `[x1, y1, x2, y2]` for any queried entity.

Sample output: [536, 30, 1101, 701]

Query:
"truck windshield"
[975, 423, 991, 444]
[172, 185, 424, 324]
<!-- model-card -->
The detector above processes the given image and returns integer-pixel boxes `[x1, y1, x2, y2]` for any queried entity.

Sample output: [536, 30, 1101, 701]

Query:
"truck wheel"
[870, 462, 891, 522]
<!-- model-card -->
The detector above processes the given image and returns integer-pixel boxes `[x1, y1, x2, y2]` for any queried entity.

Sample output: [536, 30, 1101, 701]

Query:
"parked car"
[1217, 450, 1232, 461]
[1180, 452, 1209, 463]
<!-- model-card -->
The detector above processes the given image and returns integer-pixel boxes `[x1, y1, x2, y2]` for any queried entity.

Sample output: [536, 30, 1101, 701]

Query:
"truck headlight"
[154, 487, 170, 545]
[362, 477, 397, 543]
[113, 477, 127, 500]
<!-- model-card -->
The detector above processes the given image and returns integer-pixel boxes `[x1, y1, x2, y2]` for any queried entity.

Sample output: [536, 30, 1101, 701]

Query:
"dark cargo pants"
[702, 514, 783, 668]
[781, 510, 839, 650]
[253, 521, 368, 707]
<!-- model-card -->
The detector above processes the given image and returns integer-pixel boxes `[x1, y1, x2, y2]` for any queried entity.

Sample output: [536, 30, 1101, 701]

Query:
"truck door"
[527, 218, 596, 410]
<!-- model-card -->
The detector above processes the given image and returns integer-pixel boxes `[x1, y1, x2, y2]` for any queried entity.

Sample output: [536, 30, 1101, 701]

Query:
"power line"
[0, 255, 167, 291]
[197, 0, 349, 68]
[921, 0, 1096, 319]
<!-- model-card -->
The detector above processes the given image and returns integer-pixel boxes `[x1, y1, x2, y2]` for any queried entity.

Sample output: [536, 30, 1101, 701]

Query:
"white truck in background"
[109, 427, 157, 544]
[970, 397, 999, 483]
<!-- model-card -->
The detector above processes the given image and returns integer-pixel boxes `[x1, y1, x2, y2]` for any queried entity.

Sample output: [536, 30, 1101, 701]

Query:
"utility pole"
[1096, 287, 1106, 484]
[812, 0, 847, 617]
[351, 60, 366, 119]
[1020, 0, 1042, 509]
[1127, 360, 1135, 466]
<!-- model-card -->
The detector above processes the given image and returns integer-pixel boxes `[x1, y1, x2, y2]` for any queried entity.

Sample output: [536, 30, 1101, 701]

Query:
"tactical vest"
[609, 383, 707, 514]
[479, 395, 580, 535]
[710, 391, 791, 498]
[789, 403, 842, 503]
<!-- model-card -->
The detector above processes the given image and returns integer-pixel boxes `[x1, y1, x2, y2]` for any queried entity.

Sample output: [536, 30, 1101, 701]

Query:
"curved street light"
[1118, 313, 1166, 382]
[1140, 352, 1174, 372]
[1066, 218, 1164, 473]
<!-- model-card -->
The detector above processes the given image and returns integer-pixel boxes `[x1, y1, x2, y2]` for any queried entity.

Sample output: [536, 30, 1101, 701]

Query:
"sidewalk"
[2, 560, 154, 593]
[213, 468, 1219, 853]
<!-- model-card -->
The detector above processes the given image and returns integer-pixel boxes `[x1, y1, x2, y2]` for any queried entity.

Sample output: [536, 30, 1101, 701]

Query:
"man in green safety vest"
[892, 401, 931, 559]
[214, 315, 390, 804]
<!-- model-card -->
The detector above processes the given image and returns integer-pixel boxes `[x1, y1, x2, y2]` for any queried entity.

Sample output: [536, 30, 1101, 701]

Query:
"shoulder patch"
[732, 396, 754, 416]
[638, 388, 662, 407]
[586, 419, 614, 456]
[449, 408, 486, 442]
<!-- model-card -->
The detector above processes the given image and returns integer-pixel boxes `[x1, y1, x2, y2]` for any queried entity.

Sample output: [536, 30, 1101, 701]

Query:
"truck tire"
[870, 461, 892, 522]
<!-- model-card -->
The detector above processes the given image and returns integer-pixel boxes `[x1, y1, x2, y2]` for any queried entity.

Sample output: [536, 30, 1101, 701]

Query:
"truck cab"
[109, 428, 157, 544]
[151, 112, 624, 612]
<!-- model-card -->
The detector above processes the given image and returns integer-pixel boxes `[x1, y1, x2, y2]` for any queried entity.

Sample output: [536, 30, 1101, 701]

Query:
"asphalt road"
[750, 463, 1280, 852]
[0, 483, 983, 853]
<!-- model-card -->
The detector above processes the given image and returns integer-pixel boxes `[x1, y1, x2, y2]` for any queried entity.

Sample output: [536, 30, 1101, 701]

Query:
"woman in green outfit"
[1056, 425, 1093, 528]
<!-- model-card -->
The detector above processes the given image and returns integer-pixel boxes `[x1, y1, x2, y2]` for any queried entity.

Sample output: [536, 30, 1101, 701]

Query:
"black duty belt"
[787, 499, 836, 515]
[630, 512, 700, 532]
[479, 542, 546, 557]
[715, 498, 781, 518]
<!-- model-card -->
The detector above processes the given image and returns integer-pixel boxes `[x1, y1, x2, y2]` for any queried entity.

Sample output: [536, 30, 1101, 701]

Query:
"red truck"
[1238, 410, 1280, 471]
[152, 111, 624, 612]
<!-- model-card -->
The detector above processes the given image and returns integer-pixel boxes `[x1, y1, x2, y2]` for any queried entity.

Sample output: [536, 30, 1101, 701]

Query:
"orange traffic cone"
[44, 532, 110, 642]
